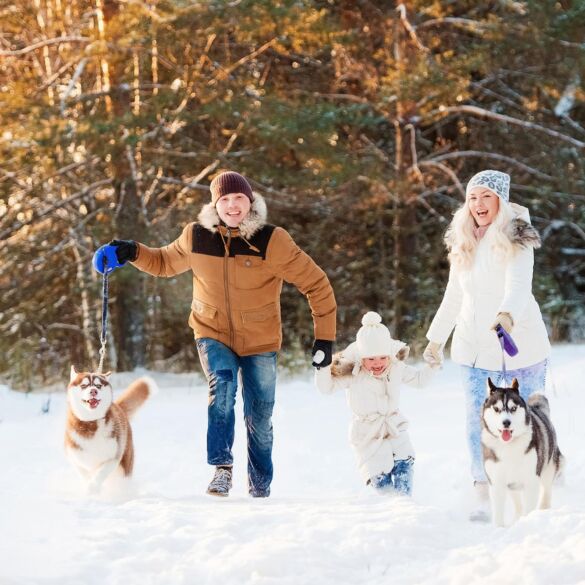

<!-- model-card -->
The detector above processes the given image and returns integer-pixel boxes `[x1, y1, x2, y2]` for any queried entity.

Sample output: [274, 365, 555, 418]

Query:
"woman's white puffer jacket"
[426, 205, 550, 370]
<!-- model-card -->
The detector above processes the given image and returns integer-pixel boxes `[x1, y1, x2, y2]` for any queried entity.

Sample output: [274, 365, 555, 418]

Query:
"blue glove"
[92, 244, 125, 274]
[92, 240, 137, 274]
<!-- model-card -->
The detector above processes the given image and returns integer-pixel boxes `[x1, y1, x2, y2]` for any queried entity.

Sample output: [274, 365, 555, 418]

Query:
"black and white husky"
[481, 378, 564, 527]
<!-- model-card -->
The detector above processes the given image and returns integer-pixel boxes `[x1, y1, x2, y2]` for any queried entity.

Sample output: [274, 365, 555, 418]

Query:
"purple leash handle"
[495, 324, 518, 384]
[496, 324, 518, 357]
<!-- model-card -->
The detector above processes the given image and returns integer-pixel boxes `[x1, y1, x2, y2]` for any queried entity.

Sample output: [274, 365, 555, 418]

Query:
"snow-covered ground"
[1, 345, 584, 585]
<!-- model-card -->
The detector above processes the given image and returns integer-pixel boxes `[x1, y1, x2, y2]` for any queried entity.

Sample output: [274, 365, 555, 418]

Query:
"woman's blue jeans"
[461, 359, 547, 482]
[196, 338, 277, 495]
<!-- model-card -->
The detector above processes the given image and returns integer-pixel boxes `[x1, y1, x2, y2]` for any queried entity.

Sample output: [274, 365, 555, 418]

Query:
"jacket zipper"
[224, 229, 235, 349]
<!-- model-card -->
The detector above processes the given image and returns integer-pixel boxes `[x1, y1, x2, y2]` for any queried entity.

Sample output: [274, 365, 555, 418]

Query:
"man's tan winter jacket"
[131, 194, 336, 356]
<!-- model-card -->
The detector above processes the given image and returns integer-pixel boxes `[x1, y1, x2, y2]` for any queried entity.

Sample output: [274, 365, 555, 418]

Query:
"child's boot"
[368, 472, 393, 491]
[391, 457, 414, 495]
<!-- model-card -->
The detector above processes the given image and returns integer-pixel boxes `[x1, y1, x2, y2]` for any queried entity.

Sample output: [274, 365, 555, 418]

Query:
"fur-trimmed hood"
[330, 341, 410, 379]
[507, 203, 541, 249]
[197, 192, 268, 239]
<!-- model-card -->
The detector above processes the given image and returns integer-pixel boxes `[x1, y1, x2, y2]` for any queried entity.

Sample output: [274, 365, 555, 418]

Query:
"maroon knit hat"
[210, 171, 254, 204]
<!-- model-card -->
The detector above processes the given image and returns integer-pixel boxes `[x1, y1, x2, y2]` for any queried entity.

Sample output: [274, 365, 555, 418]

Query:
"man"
[93, 171, 336, 497]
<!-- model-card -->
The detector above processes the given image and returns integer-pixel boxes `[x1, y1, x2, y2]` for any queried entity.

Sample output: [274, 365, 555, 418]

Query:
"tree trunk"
[112, 170, 147, 370]
[391, 7, 418, 338]
[95, 0, 147, 370]
[70, 232, 97, 366]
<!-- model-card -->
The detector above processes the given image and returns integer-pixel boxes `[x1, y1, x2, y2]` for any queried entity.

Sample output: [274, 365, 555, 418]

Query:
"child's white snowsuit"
[315, 341, 435, 482]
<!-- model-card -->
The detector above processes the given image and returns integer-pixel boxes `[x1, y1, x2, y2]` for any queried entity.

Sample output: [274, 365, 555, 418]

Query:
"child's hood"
[330, 341, 409, 379]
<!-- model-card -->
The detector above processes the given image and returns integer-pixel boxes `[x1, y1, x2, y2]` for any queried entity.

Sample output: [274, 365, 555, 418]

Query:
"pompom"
[361, 311, 382, 326]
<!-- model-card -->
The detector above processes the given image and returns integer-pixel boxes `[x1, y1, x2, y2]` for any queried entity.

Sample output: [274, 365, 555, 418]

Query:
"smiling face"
[215, 193, 252, 228]
[68, 366, 112, 421]
[467, 186, 500, 227]
[361, 356, 390, 376]
[482, 378, 529, 443]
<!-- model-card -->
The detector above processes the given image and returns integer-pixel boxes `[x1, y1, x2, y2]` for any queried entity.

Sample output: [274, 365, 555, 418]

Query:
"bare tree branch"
[512, 184, 585, 201]
[35, 59, 77, 94]
[416, 17, 493, 33]
[418, 161, 465, 197]
[157, 177, 208, 190]
[396, 4, 429, 52]
[0, 179, 113, 242]
[422, 150, 554, 181]
[421, 105, 585, 149]
[210, 38, 277, 83]
[0, 36, 90, 56]
[60, 58, 88, 115]
[541, 220, 585, 242]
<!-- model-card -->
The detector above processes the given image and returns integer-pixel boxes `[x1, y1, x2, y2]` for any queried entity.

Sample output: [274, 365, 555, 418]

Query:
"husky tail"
[527, 393, 550, 416]
[115, 377, 157, 419]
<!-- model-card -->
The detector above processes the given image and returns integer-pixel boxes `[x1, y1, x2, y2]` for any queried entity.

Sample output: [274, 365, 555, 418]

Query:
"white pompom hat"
[356, 311, 405, 359]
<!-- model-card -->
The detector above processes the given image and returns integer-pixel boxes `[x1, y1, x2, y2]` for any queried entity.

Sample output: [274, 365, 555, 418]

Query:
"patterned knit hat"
[210, 171, 254, 205]
[465, 170, 511, 203]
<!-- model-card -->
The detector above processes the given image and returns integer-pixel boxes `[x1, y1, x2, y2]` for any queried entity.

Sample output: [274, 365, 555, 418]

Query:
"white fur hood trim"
[197, 192, 268, 239]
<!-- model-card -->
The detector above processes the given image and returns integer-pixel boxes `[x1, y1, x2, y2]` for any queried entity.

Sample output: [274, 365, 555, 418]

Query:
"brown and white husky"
[65, 367, 156, 493]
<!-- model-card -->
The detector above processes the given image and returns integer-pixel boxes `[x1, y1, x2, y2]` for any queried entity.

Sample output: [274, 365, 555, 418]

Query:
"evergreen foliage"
[1, 0, 583, 389]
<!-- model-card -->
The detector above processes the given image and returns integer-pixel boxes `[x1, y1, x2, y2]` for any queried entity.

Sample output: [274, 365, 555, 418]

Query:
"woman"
[423, 169, 551, 521]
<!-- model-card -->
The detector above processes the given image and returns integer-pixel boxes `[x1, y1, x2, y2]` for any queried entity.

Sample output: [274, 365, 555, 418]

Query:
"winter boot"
[368, 472, 393, 492]
[206, 466, 233, 497]
[249, 487, 270, 498]
[469, 480, 490, 522]
[391, 458, 414, 496]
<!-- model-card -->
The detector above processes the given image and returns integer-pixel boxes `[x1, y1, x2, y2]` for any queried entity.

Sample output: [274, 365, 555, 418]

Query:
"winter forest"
[1, 0, 584, 389]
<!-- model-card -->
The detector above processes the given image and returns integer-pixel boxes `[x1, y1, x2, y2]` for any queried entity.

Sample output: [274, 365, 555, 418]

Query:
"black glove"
[311, 339, 333, 368]
[109, 239, 138, 264]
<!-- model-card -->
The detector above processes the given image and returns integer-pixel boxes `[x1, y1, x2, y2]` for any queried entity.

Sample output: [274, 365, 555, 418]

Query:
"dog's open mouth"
[84, 398, 101, 409]
[501, 429, 513, 442]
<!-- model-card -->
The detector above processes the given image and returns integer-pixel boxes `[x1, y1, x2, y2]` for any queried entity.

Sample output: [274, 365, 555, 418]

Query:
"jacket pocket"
[191, 299, 218, 332]
[241, 302, 281, 351]
[234, 255, 271, 290]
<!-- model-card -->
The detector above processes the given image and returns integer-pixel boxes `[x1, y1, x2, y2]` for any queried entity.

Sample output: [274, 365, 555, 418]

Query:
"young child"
[315, 311, 439, 495]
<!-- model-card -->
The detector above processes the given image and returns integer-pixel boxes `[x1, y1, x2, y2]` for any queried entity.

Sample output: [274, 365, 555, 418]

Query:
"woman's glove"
[423, 341, 443, 366]
[491, 312, 513, 334]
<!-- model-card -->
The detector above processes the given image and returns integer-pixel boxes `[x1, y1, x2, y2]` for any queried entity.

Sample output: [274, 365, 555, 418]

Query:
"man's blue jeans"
[461, 359, 547, 482]
[196, 338, 277, 495]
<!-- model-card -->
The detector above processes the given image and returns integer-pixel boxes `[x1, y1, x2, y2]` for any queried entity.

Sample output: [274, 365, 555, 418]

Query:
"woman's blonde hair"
[445, 197, 516, 269]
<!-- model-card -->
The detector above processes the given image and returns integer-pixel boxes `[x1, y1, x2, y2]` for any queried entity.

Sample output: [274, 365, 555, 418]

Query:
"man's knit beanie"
[210, 171, 254, 205]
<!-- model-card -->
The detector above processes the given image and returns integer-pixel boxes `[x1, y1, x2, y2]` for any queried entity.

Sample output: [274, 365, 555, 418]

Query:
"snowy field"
[1, 344, 584, 585]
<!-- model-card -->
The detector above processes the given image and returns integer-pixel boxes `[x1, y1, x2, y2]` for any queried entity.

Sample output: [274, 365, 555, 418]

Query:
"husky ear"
[70, 365, 78, 382]
[487, 377, 497, 395]
[511, 378, 520, 392]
